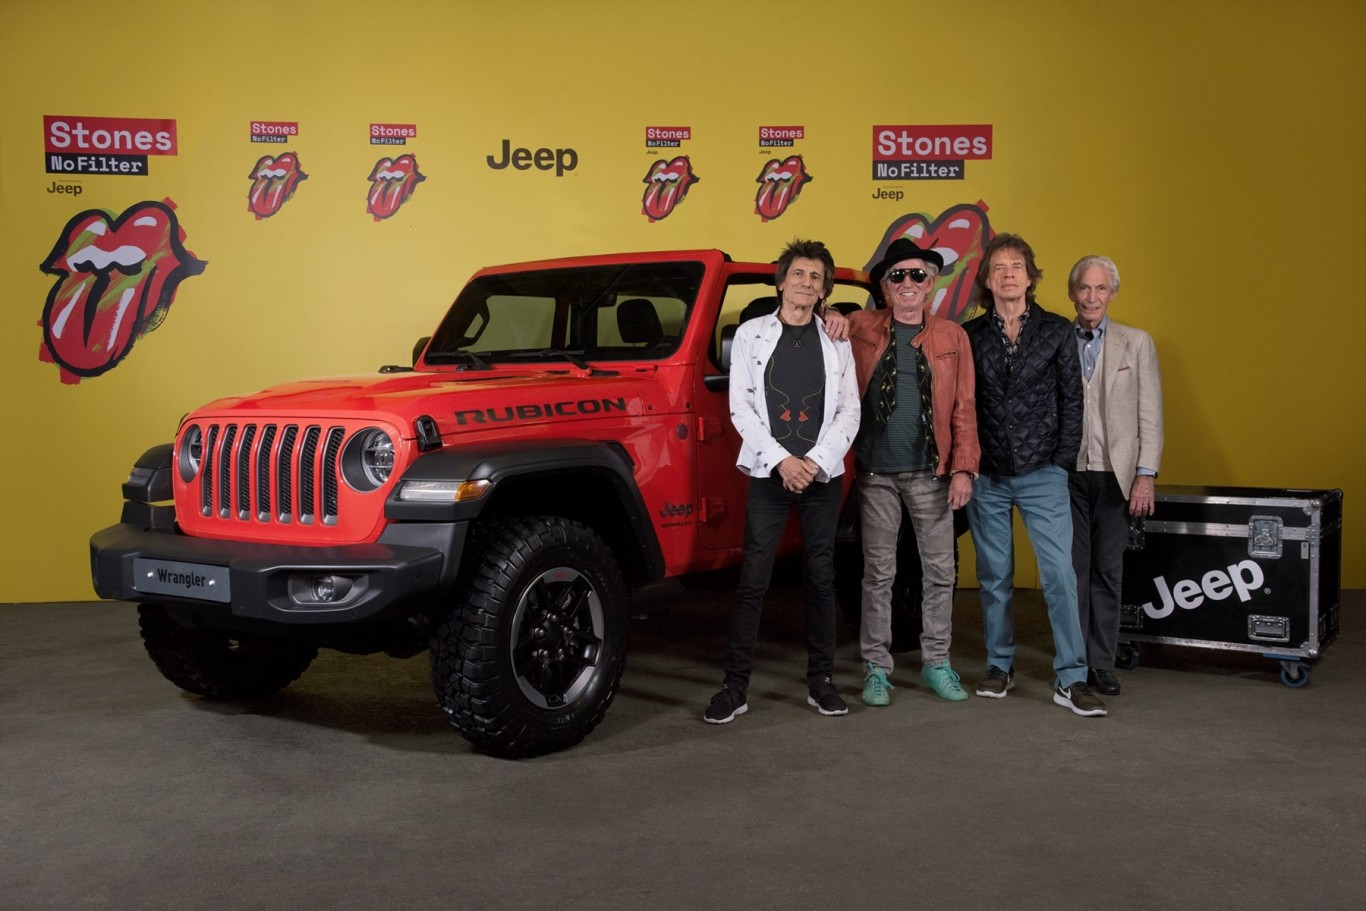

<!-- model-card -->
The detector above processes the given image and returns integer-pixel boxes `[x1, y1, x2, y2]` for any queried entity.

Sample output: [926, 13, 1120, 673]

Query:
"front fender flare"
[386, 439, 664, 579]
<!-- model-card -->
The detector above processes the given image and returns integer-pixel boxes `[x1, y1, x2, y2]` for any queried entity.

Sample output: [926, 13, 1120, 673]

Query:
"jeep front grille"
[195, 422, 347, 526]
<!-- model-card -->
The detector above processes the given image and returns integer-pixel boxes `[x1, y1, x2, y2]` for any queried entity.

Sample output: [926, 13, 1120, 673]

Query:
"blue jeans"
[967, 465, 1088, 688]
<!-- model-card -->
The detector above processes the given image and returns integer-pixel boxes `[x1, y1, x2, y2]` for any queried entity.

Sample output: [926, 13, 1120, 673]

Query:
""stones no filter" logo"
[44, 115, 179, 176]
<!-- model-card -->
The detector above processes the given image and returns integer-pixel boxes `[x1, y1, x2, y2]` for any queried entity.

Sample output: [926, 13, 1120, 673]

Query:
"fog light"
[312, 574, 353, 603]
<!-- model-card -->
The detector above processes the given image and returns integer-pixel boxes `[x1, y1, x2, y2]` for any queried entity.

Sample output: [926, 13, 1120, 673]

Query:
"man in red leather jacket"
[845, 237, 980, 707]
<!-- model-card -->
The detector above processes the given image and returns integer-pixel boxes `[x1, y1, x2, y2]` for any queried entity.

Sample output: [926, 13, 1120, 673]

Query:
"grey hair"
[1068, 255, 1121, 295]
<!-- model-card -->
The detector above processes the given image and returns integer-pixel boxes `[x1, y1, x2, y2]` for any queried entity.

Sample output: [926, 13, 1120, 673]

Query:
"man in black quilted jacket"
[962, 234, 1107, 717]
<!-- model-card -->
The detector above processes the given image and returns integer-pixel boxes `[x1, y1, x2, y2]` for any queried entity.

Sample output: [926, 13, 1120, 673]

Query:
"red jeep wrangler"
[91, 249, 924, 756]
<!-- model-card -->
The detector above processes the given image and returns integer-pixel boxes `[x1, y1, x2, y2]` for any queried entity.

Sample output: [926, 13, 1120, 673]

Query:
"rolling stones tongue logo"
[754, 155, 810, 222]
[367, 154, 426, 221]
[248, 152, 308, 219]
[867, 201, 994, 323]
[641, 156, 698, 222]
[38, 200, 207, 385]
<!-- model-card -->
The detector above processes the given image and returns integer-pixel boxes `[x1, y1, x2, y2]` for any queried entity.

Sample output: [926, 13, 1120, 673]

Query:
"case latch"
[1248, 516, 1283, 558]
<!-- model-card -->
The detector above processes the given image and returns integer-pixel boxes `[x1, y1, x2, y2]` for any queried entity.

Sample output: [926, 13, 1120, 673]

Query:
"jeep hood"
[189, 368, 660, 438]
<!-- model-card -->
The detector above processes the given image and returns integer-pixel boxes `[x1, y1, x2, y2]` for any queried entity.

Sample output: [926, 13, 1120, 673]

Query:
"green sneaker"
[862, 663, 893, 707]
[921, 663, 970, 702]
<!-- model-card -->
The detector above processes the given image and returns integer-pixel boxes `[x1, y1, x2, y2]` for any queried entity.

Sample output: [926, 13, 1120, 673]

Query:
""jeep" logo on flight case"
[1141, 558, 1266, 619]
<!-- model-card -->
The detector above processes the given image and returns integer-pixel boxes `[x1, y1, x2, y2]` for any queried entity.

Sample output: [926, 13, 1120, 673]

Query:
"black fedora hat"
[870, 237, 945, 283]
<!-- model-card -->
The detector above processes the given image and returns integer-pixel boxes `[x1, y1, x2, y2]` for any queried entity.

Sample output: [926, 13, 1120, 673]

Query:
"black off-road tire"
[137, 604, 318, 699]
[431, 516, 628, 758]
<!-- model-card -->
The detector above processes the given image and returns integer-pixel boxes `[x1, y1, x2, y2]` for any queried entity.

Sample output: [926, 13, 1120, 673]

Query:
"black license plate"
[133, 558, 231, 603]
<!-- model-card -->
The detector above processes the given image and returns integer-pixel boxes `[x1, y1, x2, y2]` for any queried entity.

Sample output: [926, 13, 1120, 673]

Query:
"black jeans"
[723, 475, 841, 692]
[1069, 469, 1130, 670]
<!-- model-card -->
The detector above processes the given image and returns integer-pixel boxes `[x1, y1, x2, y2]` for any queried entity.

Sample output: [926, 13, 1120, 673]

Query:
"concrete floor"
[2, 587, 1363, 911]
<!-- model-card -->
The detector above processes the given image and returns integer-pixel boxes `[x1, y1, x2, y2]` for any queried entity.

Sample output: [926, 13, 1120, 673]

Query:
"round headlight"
[362, 431, 394, 485]
[179, 425, 203, 482]
[342, 428, 395, 491]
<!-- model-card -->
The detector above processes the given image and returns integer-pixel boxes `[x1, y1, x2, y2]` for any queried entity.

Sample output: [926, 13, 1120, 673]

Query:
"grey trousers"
[858, 470, 956, 671]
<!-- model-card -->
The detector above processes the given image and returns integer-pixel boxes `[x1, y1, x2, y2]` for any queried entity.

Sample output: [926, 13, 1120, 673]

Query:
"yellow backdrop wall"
[2, 0, 1363, 601]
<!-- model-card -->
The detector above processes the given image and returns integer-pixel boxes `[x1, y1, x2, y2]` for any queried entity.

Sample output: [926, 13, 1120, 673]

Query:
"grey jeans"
[858, 470, 957, 671]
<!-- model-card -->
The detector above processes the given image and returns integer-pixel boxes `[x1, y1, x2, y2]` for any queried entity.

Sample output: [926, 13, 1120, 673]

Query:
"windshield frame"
[422, 259, 707, 368]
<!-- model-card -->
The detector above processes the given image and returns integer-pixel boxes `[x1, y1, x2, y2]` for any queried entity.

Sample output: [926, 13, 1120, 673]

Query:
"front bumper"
[90, 521, 464, 625]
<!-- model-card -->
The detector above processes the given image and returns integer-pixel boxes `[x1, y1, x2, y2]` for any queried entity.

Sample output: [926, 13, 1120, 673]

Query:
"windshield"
[426, 261, 705, 364]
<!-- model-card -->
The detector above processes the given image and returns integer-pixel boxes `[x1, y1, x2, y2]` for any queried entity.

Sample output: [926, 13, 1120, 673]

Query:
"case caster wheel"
[1115, 644, 1140, 671]
[1279, 662, 1310, 689]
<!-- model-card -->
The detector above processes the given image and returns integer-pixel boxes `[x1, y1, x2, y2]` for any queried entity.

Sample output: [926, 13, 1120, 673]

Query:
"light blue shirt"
[1074, 315, 1106, 382]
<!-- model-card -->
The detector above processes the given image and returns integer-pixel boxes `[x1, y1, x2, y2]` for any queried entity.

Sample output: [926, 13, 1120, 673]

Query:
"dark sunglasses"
[886, 267, 930, 285]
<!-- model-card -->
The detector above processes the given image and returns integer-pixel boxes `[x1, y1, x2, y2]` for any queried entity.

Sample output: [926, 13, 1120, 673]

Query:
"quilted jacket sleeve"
[1053, 321, 1083, 468]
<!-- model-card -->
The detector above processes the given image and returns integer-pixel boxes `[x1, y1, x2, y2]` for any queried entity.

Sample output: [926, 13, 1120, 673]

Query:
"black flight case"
[1118, 485, 1343, 687]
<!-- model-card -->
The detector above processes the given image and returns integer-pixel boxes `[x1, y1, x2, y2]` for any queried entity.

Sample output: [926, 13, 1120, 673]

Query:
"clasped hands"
[778, 455, 819, 493]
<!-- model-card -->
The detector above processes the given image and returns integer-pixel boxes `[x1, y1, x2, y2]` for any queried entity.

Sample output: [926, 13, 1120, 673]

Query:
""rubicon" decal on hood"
[454, 397, 631, 426]
[38, 199, 207, 384]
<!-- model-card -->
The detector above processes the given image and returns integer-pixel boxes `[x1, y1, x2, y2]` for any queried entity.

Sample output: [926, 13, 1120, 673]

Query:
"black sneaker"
[1054, 681, 1108, 717]
[1091, 668, 1121, 696]
[975, 665, 1015, 698]
[704, 685, 748, 724]
[807, 677, 849, 716]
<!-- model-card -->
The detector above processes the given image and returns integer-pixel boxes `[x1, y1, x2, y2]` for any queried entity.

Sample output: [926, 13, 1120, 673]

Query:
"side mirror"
[379, 336, 431, 374]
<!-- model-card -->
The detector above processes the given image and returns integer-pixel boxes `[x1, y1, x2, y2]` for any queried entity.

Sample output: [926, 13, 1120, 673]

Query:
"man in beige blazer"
[1068, 255, 1164, 696]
